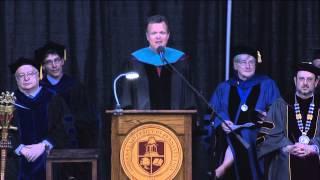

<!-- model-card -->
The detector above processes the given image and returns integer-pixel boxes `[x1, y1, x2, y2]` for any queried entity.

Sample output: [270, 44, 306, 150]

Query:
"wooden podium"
[106, 110, 195, 180]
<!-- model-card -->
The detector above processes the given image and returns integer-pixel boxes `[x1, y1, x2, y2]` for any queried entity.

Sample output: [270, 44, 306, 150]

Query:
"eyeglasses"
[237, 60, 256, 67]
[44, 58, 63, 66]
[297, 77, 316, 83]
[15, 71, 38, 81]
[148, 31, 168, 36]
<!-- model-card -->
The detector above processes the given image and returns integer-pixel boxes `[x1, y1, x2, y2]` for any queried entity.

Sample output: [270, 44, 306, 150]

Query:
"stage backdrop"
[1, 1, 320, 180]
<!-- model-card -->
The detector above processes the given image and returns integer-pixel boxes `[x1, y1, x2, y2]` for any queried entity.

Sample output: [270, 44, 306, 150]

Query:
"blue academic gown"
[13, 88, 57, 180]
[209, 75, 280, 180]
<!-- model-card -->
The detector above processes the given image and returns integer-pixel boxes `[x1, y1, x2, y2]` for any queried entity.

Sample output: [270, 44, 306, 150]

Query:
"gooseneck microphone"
[156, 46, 249, 149]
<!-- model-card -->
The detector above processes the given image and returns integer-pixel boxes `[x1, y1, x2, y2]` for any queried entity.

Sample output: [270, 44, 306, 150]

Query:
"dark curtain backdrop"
[1, 1, 320, 179]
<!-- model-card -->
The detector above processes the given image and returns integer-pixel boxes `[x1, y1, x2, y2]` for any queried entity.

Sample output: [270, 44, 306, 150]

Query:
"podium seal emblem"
[120, 123, 183, 180]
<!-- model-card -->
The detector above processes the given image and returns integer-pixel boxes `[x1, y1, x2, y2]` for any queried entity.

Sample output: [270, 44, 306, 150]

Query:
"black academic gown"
[257, 93, 320, 180]
[40, 74, 97, 148]
[11, 88, 66, 180]
[120, 53, 195, 110]
[40, 74, 97, 180]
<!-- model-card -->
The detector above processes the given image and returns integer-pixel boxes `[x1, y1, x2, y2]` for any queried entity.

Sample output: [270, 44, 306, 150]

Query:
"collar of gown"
[131, 47, 184, 66]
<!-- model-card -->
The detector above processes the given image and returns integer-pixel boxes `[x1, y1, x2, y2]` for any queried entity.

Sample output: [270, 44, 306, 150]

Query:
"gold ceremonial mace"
[0, 92, 18, 180]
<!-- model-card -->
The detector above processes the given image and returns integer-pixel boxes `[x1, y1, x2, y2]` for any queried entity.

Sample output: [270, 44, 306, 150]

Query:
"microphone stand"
[158, 51, 249, 150]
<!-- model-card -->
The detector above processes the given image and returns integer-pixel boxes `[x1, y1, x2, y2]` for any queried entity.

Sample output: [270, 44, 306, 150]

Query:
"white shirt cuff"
[41, 140, 53, 151]
[311, 145, 319, 154]
[14, 144, 25, 156]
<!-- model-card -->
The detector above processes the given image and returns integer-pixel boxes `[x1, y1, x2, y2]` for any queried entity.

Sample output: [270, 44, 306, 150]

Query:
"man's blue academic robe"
[209, 75, 280, 180]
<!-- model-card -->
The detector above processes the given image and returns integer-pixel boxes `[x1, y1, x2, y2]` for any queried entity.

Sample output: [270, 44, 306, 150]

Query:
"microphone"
[158, 49, 249, 149]
[156, 46, 165, 62]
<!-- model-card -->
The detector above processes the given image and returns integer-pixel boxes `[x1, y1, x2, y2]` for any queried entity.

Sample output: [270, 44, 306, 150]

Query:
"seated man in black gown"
[35, 42, 98, 180]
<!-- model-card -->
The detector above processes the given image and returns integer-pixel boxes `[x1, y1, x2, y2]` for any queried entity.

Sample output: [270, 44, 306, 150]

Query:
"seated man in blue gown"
[9, 57, 67, 180]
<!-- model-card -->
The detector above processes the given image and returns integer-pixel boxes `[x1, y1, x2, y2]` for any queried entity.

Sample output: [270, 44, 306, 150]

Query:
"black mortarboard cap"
[34, 41, 66, 64]
[232, 46, 262, 63]
[9, 57, 40, 74]
[295, 62, 319, 76]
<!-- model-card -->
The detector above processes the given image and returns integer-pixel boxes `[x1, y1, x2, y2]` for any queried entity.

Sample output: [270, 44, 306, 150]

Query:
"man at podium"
[120, 14, 195, 110]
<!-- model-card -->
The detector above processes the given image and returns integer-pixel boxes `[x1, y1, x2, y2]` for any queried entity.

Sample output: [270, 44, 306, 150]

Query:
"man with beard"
[257, 62, 320, 180]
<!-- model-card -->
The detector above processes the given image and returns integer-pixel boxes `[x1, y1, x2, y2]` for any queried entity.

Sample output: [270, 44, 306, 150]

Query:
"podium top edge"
[105, 109, 197, 114]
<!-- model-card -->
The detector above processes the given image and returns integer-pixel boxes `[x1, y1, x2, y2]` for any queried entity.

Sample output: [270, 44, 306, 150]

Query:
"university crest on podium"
[120, 123, 183, 180]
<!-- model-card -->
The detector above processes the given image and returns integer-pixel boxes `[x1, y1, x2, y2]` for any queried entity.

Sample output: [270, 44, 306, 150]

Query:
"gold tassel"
[64, 49, 67, 61]
[39, 65, 43, 80]
[257, 50, 262, 63]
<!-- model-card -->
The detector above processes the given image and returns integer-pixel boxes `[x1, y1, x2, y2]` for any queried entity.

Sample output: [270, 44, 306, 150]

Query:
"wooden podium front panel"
[117, 114, 187, 135]
[107, 110, 195, 180]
